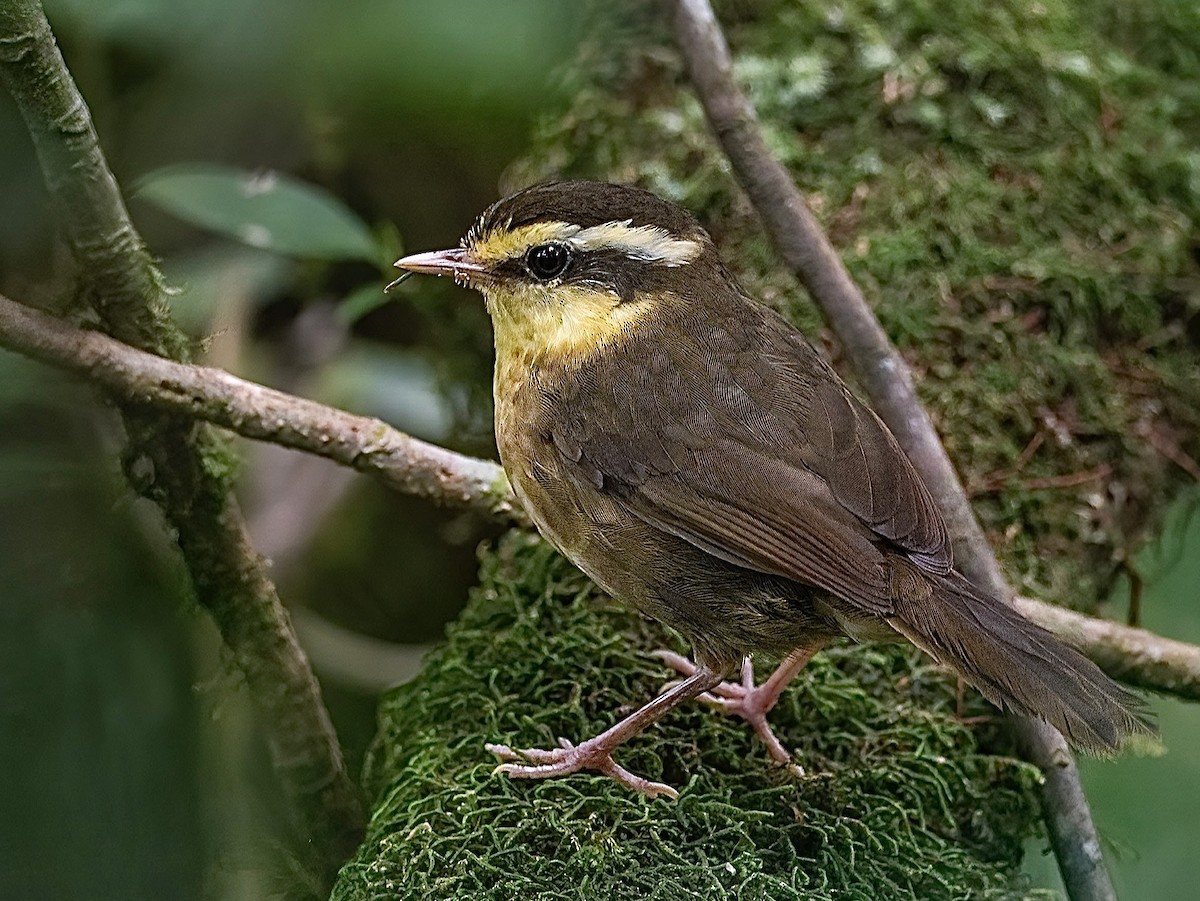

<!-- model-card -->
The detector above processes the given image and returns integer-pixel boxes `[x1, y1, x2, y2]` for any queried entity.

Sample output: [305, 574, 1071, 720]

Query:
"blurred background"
[1, 2, 583, 898]
[0, 1, 1196, 899]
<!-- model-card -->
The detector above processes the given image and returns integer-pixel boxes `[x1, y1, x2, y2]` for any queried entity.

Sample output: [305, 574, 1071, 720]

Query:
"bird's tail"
[887, 568, 1153, 753]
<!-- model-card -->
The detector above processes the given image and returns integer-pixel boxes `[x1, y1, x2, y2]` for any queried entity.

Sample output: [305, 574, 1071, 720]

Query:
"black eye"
[525, 242, 571, 280]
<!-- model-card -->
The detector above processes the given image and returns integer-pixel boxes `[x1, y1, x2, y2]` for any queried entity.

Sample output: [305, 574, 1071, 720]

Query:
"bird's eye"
[525, 242, 572, 281]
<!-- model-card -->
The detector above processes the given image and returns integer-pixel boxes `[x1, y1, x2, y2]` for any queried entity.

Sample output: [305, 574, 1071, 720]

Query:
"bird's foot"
[486, 737, 679, 799]
[953, 675, 997, 727]
[652, 650, 802, 772]
[486, 664, 727, 800]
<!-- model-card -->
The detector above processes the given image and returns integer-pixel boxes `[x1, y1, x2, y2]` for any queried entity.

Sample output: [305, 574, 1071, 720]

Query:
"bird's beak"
[387, 247, 485, 291]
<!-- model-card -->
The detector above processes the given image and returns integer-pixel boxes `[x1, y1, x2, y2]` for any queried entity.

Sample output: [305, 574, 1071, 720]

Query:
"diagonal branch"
[0, 0, 362, 885]
[672, 1, 1118, 898]
[2, 290, 1197, 705]
[0, 293, 519, 521]
[1013, 596, 1200, 700]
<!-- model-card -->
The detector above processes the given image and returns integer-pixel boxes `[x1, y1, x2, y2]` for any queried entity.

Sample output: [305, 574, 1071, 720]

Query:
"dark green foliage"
[514, 0, 1200, 609]
[334, 533, 1045, 901]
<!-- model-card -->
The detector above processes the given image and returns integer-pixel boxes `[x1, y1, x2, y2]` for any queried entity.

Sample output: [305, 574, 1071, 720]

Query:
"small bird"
[395, 181, 1151, 798]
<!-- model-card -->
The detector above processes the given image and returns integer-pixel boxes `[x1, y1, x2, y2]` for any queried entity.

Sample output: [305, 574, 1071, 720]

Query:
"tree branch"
[1015, 597, 1200, 700]
[0, 296, 517, 521]
[0, 1, 362, 885]
[671, 1, 1119, 898]
[2, 290, 1197, 707]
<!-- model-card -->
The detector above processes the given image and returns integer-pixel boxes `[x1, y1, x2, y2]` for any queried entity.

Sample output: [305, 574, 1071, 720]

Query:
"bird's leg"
[953, 675, 996, 727]
[653, 645, 822, 767]
[486, 664, 724, 800]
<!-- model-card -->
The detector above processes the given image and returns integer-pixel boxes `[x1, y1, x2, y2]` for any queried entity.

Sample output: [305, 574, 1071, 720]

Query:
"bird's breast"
[493, 365, 581, 547]
[492, 362, 651, 601]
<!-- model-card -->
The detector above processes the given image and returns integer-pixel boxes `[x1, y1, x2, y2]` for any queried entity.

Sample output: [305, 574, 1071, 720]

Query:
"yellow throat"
[482, 281, 652, 369]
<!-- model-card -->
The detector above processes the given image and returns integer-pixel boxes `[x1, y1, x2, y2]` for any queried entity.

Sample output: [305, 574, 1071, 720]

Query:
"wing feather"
[545, 297, 951, 612]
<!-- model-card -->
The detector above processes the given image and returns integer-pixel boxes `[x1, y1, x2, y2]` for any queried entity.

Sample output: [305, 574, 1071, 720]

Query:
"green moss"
[512, 0, 1200, 609]
[334, 533, 1045, 900]
[195, 429, 241, 494]
[339, 2, 1200, 895]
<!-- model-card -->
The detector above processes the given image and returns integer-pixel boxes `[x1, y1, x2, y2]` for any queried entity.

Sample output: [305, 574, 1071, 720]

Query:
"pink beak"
[391, 247, 485, 282]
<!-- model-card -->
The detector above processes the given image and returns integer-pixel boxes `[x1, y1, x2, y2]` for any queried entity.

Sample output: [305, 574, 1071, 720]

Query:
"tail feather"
[888, 570, 1153, 753]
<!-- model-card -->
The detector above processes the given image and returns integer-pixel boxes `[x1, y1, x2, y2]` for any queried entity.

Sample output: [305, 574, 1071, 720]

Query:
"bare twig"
[0, 294, 515, 520]
[1138, 419, 1200, 482]
[1126, 565, 1144, 628]
[3, 291, 1198, 705]
[0, 0, 362, 883]
[1016, 597, 1200, 700]
[672, 1, 1117, 897]
[972, 463, 1113, 496]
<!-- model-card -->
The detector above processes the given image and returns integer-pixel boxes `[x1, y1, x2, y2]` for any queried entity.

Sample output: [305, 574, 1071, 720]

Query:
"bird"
[394, 180, 1152, 799]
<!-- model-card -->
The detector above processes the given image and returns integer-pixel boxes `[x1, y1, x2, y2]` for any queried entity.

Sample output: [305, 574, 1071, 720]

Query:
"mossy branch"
[0, 0, 362, 886]
[1, 289, 1197, 708]
[334, 533, 1049, 900]
[671, 1, 1114, 897]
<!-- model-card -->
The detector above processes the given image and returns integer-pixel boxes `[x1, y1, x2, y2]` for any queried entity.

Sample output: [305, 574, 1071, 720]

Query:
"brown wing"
[547, 297, 951, 613]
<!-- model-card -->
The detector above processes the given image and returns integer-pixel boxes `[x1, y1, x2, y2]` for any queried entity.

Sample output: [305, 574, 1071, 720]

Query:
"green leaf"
[136, 164, 379, 262]
[337, 282, 395, 326]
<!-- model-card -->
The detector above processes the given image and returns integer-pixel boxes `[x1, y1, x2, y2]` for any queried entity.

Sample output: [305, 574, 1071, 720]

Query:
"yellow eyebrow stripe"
[471, 221, 577, 265]
[470, 219, 701, 267]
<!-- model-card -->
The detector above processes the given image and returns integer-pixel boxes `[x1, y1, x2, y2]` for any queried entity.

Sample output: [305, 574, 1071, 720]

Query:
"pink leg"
[486, 665, 724, 800]
[653, 645, 821, 767]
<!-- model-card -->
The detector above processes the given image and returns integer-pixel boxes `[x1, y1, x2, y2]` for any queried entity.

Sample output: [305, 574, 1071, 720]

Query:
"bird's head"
[394, 181, 720, 362]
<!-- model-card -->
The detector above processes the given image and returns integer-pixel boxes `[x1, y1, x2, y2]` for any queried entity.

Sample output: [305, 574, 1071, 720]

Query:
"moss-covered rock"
[333, 533, 1044, 900]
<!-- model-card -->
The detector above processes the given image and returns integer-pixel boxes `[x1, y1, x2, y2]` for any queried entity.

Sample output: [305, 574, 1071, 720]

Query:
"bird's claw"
[652, 649, 798, 766]
[485, 739, 678, 799]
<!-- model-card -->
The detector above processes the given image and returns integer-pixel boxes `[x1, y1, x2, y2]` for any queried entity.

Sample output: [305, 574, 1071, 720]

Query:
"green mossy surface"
[337, 1, 1199, 897]
[514, 0, 1200, 610]
[334, 533, 1044, 901]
